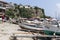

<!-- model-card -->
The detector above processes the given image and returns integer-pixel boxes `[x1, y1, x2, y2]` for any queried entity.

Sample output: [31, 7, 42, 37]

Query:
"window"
[0, 3, 2, 6]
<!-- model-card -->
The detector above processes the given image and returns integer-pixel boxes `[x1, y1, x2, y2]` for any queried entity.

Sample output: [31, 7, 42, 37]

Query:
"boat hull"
[19, 23, 60, 36]
[19, 24, 43, 31]
[43, 30, 60, 35]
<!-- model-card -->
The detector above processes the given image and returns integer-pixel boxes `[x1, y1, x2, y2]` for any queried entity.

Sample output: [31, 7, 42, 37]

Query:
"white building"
[0, 1, 13, 17]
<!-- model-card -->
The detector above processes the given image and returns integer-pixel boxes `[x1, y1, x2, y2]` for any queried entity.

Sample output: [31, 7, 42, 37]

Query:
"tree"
[41, 9, 46, 18]
[5, 3, 48, 19]
[5, 9, 15, 18]
[13, 3, 20, 18]
[34, 6, 39, 17]
[19, 8, 33, 18]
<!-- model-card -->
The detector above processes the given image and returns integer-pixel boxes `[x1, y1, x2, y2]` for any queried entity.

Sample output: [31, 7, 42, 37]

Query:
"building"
[24, 5, 31, 8]
[0, 1, 13, 17]
[19, 5, 31, 9]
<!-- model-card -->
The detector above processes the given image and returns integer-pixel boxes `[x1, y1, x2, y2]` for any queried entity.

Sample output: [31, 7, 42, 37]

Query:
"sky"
[1, 0, 60, 19]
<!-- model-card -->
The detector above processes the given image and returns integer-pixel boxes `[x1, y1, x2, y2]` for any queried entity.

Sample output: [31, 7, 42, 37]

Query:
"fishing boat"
[19, 21, 44, 31]
[43, 20, 60, 35]
[19, 19, 60, 36]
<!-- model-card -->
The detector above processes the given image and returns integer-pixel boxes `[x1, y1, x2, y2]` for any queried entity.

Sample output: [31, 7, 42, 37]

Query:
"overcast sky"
[2, 0, 60, 19]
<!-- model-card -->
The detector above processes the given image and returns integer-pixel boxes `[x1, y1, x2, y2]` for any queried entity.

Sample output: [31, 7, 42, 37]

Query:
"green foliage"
[34, 6, 46, 18]
[5, 9, 15, 18]
[45, 16, 51, 18]
[39, 9, 45, 18]
[19, 8, 33, 18]
[5, 3, 49, 19]
[34, 6, 39, 15]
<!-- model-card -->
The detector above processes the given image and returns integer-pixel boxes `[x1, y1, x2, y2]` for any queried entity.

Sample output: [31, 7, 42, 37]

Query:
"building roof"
[0, 1, 8, 4]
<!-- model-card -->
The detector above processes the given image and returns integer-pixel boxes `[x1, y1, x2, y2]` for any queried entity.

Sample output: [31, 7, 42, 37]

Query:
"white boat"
[19, 21, 44, 31]
[19, 20, 60, 35]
